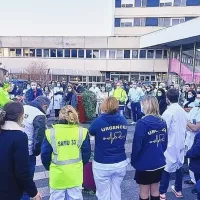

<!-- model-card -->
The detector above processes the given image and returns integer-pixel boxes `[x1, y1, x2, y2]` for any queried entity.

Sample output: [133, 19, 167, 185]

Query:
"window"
[71, 49, 77, 58]
[145, 18, 158, 26]
[146, 0, 159, 7]
[115, 0, 121, 7]
[50, 49, 56, 57]
[135, 0, 147, 7]
[109, 50, 116, 58]
[86, 50, 92, 58]
[64, 49, 70, 57]
[43, 49, 49, 57]
[30, 49, 35, 57]
[57, 49, 63, 57]
[132, 50, 138, 58]
[134, 18, 145, 26]
[0, 48, 3, 56]
[115, 18, 121, 27]
[159, 0, 173, 6]
[172, 18, 185, 26]
[124, 50, 131, 58]
[159, 18, 171, 27]
[78, 49, 84, 58]
[9, 48, 20, 57]
[116, 50, 123, 58]
[121, 19, 133, 27]
[147, 50, 154, 58]
[139, 50, 146, 58]
[16, 49, 21, 56]
[163, 50, 168, 58]
[174, 0, 186, 6]
[185, 17, 196, 21]
[100, 50, 107, 58]
[155, 50, 163, 58]
[23, 48, 29, 57]
[92, 50, 99, 58]
[121, 0, 134, 7]
[186, 0, 200, 6]
[36, 49, 42, 57]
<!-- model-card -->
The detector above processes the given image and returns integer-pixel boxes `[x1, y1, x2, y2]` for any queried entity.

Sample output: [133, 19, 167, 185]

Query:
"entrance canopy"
[140, 17, 200, 48]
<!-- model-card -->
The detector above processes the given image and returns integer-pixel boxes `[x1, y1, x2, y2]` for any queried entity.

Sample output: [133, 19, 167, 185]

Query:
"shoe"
[131, 121, 136, 125]
[160, 194, 167, 200]
[192, 188, 198, 195]
[184, 180, 195, 185]
[171, 185, 183, 198]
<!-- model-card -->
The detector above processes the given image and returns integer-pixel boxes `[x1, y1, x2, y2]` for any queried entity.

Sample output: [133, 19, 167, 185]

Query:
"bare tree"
[24, 61, 50, 86]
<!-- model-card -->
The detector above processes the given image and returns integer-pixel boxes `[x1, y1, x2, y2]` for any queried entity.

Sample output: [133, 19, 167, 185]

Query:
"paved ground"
[35, 119, 197, 200]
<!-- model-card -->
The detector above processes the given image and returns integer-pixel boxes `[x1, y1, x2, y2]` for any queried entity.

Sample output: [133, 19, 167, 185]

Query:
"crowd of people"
[0, 79, 200, 200]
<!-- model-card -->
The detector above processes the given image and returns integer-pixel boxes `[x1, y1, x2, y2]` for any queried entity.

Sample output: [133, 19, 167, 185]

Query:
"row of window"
[115, 0, 200, 7]
[115, 17, 195, 27]
[0, 48, 168, 59]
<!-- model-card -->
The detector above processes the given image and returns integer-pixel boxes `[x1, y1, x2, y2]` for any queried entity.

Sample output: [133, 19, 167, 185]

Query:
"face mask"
[57, 84, 60, 87]
[188, 95, 193, 98]
[147, 89, 150, 92]
[31, 85, 36, 90]
[68, 89, 72, 92]
[157, 93, 162, 97]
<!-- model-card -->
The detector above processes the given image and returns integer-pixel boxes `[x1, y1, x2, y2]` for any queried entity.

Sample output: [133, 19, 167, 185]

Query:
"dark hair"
[185, 83, 190, 87]
[0, 102, 24, 127]
[157, 88, 166, 97]
[166, 89, 179, 103]
[188, 89, 197, 97]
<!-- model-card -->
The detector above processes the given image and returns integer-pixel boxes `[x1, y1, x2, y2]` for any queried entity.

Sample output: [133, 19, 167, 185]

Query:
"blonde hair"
[59, 105, 79, 124]
[101, 97, 119, 114]
[142, 96, 160, 116]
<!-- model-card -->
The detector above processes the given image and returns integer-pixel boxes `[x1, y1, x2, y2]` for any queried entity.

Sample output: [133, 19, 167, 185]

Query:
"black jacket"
[186, 132, 200, 174]
[157, 96, 168, 115]
[0, 129, 37, 200]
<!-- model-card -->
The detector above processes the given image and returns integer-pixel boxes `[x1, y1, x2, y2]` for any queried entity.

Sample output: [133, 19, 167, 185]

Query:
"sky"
[0, 0, 114, 36]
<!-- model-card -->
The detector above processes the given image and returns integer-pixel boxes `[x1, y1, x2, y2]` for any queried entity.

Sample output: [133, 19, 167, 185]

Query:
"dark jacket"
[25, 88, 43, 103]
[0, 124, 37, 200]
[131, 115, 168, 171]
[27, 101, 47, 156]
[186, 132, 200, 174]
[89, 113, 128, 164]
[41, 123, 91, 170]
[64, 92, 78, 109]
[157, 96, 168, 115]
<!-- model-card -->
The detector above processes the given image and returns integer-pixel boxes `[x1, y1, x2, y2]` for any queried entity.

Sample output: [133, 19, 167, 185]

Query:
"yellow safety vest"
[46, 124, 87, 190]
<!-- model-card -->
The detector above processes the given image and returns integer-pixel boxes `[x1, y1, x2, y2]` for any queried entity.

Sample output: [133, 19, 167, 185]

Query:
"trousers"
[49, 186, 83, 200]
[93, 166, 126, 200]
[159, 168, 182, 194]
[21, 155, 36, 200]
[194, 173, 200, 200]
[131, 102, 141, 122]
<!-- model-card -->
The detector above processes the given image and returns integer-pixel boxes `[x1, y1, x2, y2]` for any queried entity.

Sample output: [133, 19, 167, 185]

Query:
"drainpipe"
[192, 42, 197, 82]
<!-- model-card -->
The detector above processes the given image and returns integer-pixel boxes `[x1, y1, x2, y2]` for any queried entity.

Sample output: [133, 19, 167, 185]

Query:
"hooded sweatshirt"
[89, 113, 128, 164]
[131, 115, 168, 171]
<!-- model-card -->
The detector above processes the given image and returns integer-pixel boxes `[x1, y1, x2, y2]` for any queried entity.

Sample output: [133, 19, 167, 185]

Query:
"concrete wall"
[1, 57, 168, 73]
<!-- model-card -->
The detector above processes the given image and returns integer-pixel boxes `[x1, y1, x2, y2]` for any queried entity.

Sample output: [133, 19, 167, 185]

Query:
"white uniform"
[89, 87, 101, 115]
[23, 105, 45, 155]
[53, 87, 63, 110]
[185, 107, 200, 183]
[162, 103, 187, 173]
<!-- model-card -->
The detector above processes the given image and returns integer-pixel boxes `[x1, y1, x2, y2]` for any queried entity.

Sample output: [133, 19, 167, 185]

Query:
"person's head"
[32, 96, 50, 113]
[116, 82, 121, 89]
[185, 83, 190, 92]
[170, 85, 174, 89]
[188, 90, 196, 99]
[197, 86, 200, 92]
[166, 89, 179, 104]
[191, 83, 196, 90]
[131, 82, 137, 89]
[59, 105, 79, 124]
[57, 82, 61, 87]
[141, 96, 160, 116]
[37, 84, 41, 89]
[44, 86, 50, 92]
[141, 85, 146, 92]
[67, 85, 74, 93]
[159, 82, 165, 89]
[31, 82, 37, 90]
[101, 86, 106, 93]
[101, 97, 119, 115]
[146, 85, 152, 92]
[194, 93, 200, 107]
[157, 88, 166, 97]
[27, 84, 31, 89]
[0, 102, 24, 128]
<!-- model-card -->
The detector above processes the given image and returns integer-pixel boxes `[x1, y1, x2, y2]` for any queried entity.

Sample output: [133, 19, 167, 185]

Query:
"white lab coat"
[162, 103, 187, 173]
[53, 87, 63, 110]
[89, 86, 101, 98]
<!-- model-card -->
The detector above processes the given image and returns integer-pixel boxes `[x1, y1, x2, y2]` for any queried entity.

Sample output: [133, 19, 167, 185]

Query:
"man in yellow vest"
[113, 82, 127, 116]
[0, 83, 13, 108]
[41, 106, 91, 200]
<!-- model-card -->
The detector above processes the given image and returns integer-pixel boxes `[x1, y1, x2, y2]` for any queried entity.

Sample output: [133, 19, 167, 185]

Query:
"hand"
[32, 192, 42, 200]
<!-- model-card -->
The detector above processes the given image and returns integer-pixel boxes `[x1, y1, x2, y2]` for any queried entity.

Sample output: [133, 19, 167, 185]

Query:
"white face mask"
[31, 84, 37, 90]
[57, 84, 60, 87]
[157, 93, 162, 97]
[147, 89, 150, 92]
[68, 88, 72, 92]
[188, 95, 193, 98]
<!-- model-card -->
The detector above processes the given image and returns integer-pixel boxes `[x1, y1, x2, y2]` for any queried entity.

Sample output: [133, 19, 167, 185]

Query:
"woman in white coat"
[53, 82, 64, 118]
[159, 89, 187, 200]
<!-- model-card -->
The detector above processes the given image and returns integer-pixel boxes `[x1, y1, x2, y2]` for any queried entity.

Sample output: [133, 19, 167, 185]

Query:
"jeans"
[118, 104, 125, 116]
[131, 102, 141, 122]
[159, 168, 183, 194]
[21, 155, 36, 200]
[194, 173, 200, 200]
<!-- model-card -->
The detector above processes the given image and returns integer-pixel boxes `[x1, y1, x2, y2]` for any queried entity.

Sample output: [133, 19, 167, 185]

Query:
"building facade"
[0, 0, 200, 85]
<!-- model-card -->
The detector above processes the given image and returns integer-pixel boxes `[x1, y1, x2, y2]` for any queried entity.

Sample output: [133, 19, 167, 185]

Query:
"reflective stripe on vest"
[50, 127, 83, 165]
